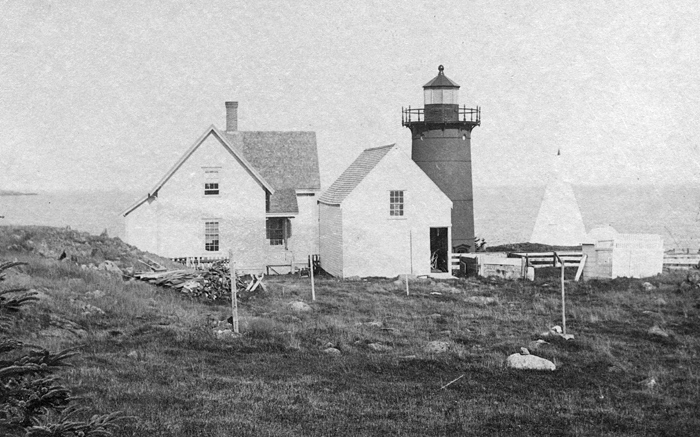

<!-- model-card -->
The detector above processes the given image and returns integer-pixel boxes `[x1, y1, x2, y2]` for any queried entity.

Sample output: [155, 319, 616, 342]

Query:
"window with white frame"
[204, 168, 220, 195]
[204, 221, 219, 251]
[390, 190, 404, 216]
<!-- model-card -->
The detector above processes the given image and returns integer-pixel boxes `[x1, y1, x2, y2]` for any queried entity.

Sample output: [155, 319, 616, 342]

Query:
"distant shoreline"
[0, 191, 38, 196]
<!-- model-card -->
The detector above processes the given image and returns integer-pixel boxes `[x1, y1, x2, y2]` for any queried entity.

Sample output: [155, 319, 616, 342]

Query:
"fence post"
[229, 250, 239, 334]
[555, 252, 566, 335]
[309, 255, 316, 301]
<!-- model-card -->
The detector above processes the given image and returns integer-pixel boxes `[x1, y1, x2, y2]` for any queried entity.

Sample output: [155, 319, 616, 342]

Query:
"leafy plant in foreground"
[0, 261, 126, 436]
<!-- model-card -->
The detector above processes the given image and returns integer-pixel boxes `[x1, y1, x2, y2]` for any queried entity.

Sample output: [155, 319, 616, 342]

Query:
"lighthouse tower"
[402, 65, 481, 252]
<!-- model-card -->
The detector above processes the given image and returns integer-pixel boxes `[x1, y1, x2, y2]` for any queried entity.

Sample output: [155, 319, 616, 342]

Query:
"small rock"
[654, 297, 667, 306]
[430, 292, 443, 296]
[520, 347, 530, 355]
[80, 303, 105, 316]
[528, 339, 549, 351]
[424, 340, 450, 354]
[289, 301, 312, 312]
[642, 282, 656, 291]
[98, 260, 122, 275]
[366, 321, 383, 328]
[641, 377, 657, 389]
[367, 343, 393, 352]
[465, 296, 497, 305]
[506, 353, 556, 371]
[428, 313, 442, 319]
[214, 329, 234, 339]
[323, 347, 341, 355]
[127, 350, 139, 360]
[648, 325, 669, 337]
[322, 341, 335, 349]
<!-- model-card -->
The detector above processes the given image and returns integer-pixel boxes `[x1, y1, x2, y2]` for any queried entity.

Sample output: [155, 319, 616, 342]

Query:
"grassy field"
[2, 226, 699, 436]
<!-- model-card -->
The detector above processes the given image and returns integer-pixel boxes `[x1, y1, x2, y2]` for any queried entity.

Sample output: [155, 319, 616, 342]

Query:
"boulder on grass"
[647, 325, 669, 338]
[506, 351, 556, 371]
[289, 301, 312, 312]
[424, 340, 450, 354]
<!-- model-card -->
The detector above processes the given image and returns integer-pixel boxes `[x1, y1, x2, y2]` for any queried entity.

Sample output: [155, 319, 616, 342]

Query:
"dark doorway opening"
[430, 227, 449, 272]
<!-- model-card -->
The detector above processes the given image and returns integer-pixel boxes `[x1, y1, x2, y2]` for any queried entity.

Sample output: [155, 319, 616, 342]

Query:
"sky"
[1, 0, 699, 192]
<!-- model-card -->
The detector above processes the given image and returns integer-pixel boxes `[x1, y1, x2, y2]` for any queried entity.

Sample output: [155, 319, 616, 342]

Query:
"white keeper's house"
[122, 102, 321, 273]
[318, 144, 453, 278]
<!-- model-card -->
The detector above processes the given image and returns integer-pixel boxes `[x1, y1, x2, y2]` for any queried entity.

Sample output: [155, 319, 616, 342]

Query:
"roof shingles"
[222, 130, 320, 215]
[318, 144, 394, 205]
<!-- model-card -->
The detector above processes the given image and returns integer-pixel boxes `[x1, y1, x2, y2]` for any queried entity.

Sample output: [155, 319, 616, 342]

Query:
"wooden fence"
[171, 254, 322, 275]
[451, 251, 700, 276]
[450, 251, 584, 272]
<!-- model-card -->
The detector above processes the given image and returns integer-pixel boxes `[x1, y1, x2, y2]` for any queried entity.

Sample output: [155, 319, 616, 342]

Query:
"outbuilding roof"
[318, 144, 395, 205]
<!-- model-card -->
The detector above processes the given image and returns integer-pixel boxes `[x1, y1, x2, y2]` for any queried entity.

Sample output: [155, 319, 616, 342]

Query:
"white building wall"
[289, 191, 320, 263]
[126, 132, 267, 271]
[124, 198, 159, 254]
[341, 148, 452, 278]
[319, 203, 343, 277]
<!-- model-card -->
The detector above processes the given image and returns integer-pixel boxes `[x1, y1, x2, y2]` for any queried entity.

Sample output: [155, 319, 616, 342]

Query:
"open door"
[430, 227, 449, 272]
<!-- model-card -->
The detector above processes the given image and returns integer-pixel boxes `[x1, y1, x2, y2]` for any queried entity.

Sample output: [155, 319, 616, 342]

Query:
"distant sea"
[1, 186, 699, 251]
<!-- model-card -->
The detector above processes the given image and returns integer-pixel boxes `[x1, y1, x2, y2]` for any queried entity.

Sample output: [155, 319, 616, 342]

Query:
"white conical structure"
[530, 150, 588, 246]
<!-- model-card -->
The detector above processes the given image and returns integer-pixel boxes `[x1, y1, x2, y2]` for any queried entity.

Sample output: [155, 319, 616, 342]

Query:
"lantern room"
[423, 65, 460, 105]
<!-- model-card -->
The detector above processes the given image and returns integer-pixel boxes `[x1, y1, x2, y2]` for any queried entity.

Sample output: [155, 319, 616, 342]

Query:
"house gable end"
[122, 126, 273, 217]
[343, 146, 452, 210]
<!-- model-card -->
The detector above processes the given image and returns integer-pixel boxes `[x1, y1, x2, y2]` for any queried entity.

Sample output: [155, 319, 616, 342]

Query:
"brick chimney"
[225, 101, 238, 132]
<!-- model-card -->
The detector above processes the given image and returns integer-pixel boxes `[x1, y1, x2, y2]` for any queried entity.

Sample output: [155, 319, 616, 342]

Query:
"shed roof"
[318, 144, 395, 205]
[268, 188, 299, 215]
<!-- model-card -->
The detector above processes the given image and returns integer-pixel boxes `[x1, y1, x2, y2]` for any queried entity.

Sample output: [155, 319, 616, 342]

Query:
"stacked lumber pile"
[133, 260, 265, 301]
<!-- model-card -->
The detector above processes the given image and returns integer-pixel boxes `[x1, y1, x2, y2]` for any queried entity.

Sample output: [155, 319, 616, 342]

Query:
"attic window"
[204, 168, 220, 195]
[204, 221, 219, 252]
[390, 190, 404, 217]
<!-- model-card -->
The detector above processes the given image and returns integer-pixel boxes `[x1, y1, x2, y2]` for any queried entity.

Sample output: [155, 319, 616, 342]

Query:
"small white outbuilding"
[582, 226, 664, 279]
[318, 144, 452, 278]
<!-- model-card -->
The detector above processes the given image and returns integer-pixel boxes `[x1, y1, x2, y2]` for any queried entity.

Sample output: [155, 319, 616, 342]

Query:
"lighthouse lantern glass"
[424, 88, 459, 105]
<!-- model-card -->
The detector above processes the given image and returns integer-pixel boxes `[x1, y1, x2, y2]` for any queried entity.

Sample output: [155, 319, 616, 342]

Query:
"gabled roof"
[318, 144, 395, 205]
[121, 126, 274, 217]
[221, 131, 320, 216]
[221, 131, 321, 191]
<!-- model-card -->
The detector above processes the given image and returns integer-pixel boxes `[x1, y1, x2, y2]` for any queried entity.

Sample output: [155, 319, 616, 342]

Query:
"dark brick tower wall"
[403, 66, 480, 252]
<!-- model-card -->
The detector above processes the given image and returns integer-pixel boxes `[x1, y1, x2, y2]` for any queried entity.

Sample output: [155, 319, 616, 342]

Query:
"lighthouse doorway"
[430, 227, 449, 272]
